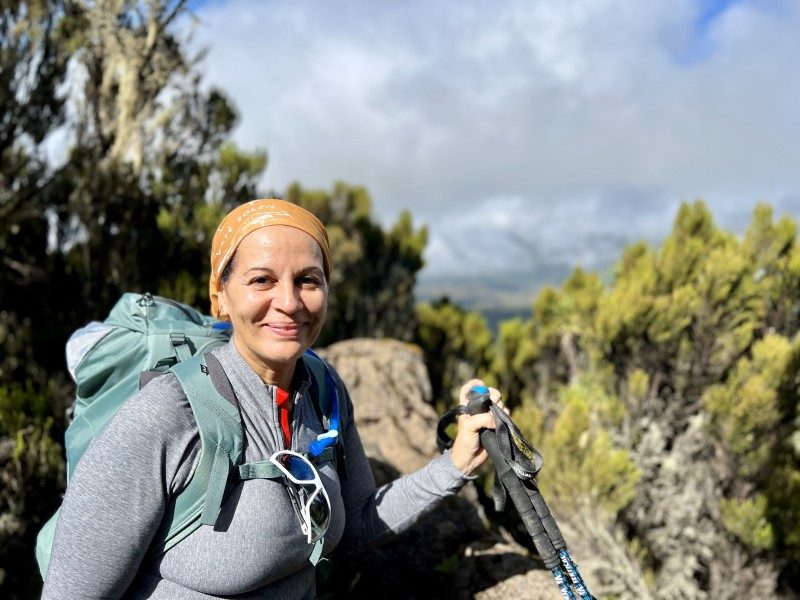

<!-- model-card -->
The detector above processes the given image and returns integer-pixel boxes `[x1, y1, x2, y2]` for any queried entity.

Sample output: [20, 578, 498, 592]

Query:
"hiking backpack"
[35, 292, 342, 577]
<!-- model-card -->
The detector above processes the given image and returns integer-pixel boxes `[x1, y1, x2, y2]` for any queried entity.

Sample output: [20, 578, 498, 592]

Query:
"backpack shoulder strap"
[303, 350, 348, 480]
[303, 350, 331, 427]
[150, 352, 245, 556]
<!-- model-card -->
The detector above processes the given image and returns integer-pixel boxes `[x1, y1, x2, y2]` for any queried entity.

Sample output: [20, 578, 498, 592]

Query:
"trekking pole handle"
[467, 387, 560, 570]
[526, 479, 566, 551]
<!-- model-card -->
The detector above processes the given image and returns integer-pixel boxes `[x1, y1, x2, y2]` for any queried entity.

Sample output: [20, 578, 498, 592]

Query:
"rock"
[318, 338, 440, 474]
[461, 535, 564, 600]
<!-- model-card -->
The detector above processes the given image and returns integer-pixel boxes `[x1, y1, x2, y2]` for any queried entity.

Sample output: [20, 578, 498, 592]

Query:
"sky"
[187, 0, 800, 306]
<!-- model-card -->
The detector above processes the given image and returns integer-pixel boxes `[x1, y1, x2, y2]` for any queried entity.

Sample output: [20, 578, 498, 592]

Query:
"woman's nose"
[275, 278, 301, 312]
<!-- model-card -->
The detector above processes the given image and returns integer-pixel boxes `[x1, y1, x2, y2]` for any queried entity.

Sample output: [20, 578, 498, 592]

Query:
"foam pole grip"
[479, 428, 560, 569]
[525, 481, 566, 551]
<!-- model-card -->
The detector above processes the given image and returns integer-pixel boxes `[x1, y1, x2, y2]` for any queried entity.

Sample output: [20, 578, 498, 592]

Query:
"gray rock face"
[318, 338, 439, 474]
[462, 536, 564, 600]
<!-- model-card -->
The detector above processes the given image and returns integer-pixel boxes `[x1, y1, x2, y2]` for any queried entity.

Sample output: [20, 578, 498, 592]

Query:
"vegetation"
[408, 202, 800, 598]
[480, 202, 800, 598]
[1, 1, 798, 599]
[415, 297, 494, 411]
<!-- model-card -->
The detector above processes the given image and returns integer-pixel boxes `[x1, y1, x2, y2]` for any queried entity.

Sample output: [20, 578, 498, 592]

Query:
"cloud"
[190, 0, 800, 299]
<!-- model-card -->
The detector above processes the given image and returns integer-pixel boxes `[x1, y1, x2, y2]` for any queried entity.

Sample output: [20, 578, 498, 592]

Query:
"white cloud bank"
[190, 0, 800, 299]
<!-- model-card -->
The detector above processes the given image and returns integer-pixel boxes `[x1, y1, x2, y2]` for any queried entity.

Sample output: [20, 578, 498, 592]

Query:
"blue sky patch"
[670, 0, 740, 65]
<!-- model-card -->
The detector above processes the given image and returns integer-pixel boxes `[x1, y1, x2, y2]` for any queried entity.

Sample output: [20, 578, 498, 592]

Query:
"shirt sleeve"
[335, 376, 473, 548]
[41, 374, 200, 600]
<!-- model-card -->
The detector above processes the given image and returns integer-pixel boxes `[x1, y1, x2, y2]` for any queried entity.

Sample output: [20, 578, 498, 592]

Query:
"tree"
[0, 2, 265, 595]
[415, 297, 494, 409]
[488, 201, 800, 598]
[0, 2, 72, 595]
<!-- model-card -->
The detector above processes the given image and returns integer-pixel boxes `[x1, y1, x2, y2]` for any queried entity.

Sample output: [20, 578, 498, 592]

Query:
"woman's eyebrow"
[243, 266, 323, 275]
[244, 266, 275, 275]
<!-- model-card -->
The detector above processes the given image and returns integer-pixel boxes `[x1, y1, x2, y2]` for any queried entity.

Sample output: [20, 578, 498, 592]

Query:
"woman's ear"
[217, 288, 230, 321]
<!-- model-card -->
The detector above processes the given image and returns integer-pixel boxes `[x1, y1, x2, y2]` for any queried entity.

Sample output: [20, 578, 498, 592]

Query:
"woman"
[42, 199, 502, 599]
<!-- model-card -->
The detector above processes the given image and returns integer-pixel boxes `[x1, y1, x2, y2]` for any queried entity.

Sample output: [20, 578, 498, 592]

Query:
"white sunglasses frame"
[269, 449, 332, 544]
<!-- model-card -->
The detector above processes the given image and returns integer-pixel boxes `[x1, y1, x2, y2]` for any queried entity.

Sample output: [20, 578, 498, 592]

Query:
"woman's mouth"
[267, 322, 303, 337]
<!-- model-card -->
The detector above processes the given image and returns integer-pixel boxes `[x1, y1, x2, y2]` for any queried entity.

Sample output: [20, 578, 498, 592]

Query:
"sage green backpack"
[36, 292, 339, 577]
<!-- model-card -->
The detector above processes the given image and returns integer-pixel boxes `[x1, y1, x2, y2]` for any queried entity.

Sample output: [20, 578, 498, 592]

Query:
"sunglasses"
[269, 450, 332, 545]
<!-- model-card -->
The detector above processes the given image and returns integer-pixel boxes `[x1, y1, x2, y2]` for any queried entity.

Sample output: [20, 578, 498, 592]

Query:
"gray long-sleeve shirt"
[42, 341, 469, 599]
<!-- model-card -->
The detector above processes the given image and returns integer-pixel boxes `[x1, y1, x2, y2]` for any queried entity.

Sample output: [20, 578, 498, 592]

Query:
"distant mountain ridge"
[415, 267, 573, 331]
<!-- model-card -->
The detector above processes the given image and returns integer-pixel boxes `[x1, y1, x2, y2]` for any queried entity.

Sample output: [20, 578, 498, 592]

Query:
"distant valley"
[414, 266, 575, 332]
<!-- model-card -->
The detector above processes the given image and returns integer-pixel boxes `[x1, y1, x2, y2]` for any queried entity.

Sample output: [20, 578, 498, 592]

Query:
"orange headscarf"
[209, 199, 332, 318]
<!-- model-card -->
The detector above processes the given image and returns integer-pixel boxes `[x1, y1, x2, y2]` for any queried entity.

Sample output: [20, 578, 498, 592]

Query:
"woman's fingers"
[460, 411, 497, 432]
[457, 381, 507, 431]
[458, 379, 484, 405]
[490, 390, 511, 416]
[459, 380, 505, 409]
[451, 379, 508, 475]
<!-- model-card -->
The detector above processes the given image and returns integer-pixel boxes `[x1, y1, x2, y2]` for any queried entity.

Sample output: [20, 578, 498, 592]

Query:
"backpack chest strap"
[238, 461, 282, 480]
[237, 447, 337, 481]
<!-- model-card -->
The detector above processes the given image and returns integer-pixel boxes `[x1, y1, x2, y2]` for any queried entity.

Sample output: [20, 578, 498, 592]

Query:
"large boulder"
[318, 338, 440, 474]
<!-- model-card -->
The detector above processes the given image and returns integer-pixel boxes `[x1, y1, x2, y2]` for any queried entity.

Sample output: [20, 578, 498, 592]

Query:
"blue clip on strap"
[305, 349, 340, 458]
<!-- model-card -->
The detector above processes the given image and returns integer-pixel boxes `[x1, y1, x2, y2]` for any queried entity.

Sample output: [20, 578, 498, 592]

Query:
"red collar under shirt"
[275, 387, 292, 448]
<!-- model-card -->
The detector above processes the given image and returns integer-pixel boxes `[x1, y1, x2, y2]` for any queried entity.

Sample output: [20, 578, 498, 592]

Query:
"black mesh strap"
[436, 398, 543, 479]
[436, 395, 544, 514]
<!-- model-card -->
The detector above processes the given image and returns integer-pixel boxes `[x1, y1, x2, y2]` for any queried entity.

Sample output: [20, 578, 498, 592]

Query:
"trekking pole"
[523, 478, 593, 600]
[464, 386, 595, 600]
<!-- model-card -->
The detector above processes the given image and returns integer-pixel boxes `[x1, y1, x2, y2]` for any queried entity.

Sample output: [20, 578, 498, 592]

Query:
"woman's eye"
[251, 276, 273, 286]
[299, 276, 321, 288]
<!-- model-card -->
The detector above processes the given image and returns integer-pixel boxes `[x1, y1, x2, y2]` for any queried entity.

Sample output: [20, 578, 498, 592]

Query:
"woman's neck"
[232, 336, 296, 391]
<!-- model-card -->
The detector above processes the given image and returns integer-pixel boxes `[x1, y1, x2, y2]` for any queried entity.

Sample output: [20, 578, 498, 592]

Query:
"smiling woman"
[41, 198, 505, 599]
[216, 226, 329, 389]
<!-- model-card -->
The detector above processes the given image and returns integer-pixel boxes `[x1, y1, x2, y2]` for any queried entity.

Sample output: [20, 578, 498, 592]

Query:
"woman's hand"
[449, 378, 507, 476]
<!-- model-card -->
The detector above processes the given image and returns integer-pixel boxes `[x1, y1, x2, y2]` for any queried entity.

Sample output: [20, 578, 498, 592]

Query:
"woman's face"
[217, 225, 328, 385]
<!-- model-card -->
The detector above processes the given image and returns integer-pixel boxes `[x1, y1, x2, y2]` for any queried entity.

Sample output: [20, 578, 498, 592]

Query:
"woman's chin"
[260, 339, 308, 364]
[232, 335, 306, 371]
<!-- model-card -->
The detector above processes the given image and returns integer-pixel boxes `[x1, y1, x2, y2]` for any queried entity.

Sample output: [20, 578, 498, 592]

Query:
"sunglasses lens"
[308, 492, 330, 531]
[284, 455, 315, 481]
